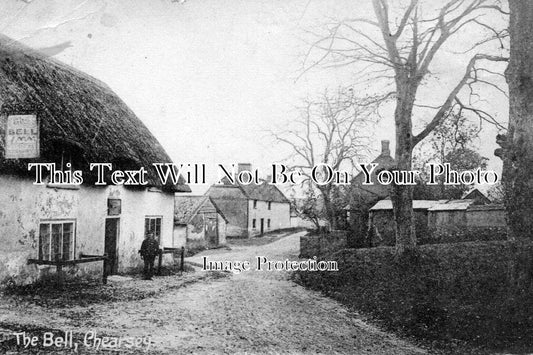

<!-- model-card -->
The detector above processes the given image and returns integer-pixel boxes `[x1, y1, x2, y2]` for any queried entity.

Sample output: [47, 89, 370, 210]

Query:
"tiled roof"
[461, 188, 491, 204]
[207, 178, 289, 203]
[370, 199, 443, 211]
[427, 199, 476, 211]
[238, 182, 289, 203]
[467, 204, 504, 211]
[175, 196, 228, 224]
[174, 196, 210, 224]
[370, 198, 497, 212]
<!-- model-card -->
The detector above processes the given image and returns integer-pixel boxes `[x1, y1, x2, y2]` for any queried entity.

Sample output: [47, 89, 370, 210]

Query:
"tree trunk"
[391, 84, 417, 251]
[502, 0, 533, 240]
[391, 154, 417, 250]
[321, 189, 338, 231]
[311, 217, 321, 233]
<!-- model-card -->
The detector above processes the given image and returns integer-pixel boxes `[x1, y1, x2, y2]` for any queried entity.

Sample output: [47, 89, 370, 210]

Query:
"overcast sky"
[1, 0, 508, 193]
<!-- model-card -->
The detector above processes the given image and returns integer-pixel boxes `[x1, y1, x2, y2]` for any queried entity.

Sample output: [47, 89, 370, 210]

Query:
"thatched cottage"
[0, 36, 189, 285]
[174, 196, 227, 249]
[205, 163, 291, 238]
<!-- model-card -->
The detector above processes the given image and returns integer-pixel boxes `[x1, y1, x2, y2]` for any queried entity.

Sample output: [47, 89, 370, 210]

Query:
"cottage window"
[252, 219, 256, 229]
[43, 139, 84, 189]
[253, 200, 257, 209]
[39, 221, 75, 261]
[268, 202, 272, 210]
[267, 219, 271, 229]
[145, 216, 162, 243]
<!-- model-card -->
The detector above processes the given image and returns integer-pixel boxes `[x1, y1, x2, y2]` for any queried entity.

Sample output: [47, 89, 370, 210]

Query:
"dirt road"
[1, 231, 426, 354]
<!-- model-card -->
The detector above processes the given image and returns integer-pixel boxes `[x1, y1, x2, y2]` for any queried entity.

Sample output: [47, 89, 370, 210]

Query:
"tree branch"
[414, 54, 508, 145]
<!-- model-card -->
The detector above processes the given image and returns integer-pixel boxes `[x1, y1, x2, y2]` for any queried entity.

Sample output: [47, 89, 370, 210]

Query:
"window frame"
[267, 219, 271, 229]
[268, 202, 272, 210]
[144, 216, 163, 244]
[253, 200, 257, 209]
[252, 218, 256, 229]
[44, 141, 84, 190]
[38, 219, 76, 261]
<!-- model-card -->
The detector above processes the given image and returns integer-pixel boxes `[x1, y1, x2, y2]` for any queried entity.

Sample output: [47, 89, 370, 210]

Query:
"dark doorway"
[104, 218, 119, 275]
[260, 218, 264, 235]
[205, 216, 218, 246]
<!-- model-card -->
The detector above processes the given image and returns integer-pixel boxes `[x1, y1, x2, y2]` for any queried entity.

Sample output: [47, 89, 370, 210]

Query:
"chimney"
[380, 140, 390, 156]
[237, 163, 252, 174]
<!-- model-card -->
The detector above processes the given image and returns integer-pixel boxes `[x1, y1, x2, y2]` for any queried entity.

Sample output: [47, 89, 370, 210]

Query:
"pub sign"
[5, 114, 40, 159]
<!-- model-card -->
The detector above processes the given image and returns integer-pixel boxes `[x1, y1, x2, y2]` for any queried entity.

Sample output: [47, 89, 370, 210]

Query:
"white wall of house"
[247, 200, 290, 237]
[217, 213, 227, 245]
[113, 187, 175, 270]
[0, 175, 175, 285]
[172, 225, 187, 248]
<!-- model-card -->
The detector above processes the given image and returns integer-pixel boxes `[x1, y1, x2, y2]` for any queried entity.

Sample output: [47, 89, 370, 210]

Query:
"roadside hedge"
[296, 240, 533, 353]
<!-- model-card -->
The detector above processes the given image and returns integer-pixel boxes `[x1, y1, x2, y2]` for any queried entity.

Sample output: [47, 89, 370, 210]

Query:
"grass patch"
[2, 266, 227, 308]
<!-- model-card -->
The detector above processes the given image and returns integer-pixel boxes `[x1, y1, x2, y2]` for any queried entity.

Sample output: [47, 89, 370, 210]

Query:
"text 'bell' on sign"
[5, 114, 39, 159]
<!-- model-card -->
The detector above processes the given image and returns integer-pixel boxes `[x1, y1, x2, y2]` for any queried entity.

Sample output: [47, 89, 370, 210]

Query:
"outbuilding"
[368, 199, 441, 246]
[368, 193, 506, 246]
[174, 196, 228, 250]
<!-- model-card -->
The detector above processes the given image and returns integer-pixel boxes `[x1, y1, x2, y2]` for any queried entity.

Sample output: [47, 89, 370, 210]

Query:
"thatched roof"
[205, 184, 248, 200]
[174, 195, 227, 225]
[206, 179, 289, 204]
[0, 35, 189, 192]
[238, 182, 289, 203]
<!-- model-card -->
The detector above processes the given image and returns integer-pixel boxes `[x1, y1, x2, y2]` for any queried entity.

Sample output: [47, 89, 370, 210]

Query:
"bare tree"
[273, 88, 374, 230]
[496, 0, 533, 240]
[415, 111, 481, 167]
[413, 110, 488, 198]
[302, 0, 508, 251]
[291, 185, 325, 231]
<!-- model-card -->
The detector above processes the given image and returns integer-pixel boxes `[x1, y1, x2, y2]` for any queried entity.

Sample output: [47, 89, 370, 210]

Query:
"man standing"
[139, 232, 160, 280]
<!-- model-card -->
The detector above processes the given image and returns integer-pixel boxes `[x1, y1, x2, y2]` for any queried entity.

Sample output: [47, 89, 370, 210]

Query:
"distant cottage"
[174, 196, 227, 249]
[0, 35, 189, 285]
[205, 163, 291, 238]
